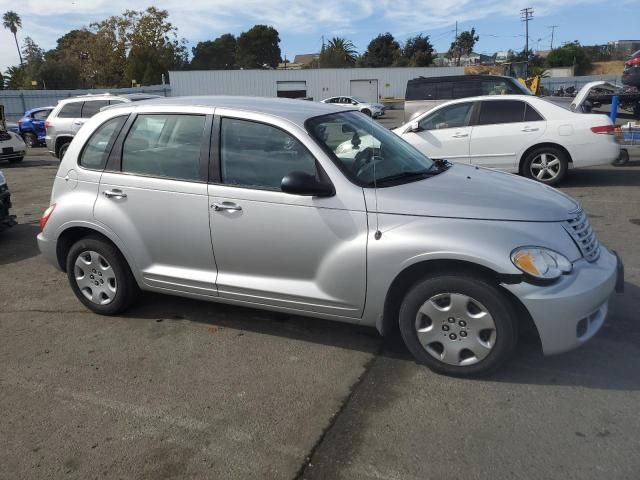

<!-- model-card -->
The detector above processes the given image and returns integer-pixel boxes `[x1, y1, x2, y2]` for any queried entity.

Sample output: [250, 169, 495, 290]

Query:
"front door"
[94, 111, 218, 296]
[208, 113, 368, 318]
[402, 101, 474, 163]
[469, 99, 546, 170]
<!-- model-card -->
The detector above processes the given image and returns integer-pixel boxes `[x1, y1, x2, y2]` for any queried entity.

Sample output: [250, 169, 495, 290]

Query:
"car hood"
[372, 164, 578, 222]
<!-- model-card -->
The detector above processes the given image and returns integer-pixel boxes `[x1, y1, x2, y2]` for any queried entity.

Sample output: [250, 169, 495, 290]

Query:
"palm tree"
[325, 37, 358, 66]
[3, 11, 23, 65]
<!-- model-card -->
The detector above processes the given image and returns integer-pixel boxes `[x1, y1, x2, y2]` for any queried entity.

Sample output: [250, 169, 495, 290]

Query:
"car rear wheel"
[23, 132, 37, 148]
[522, 147, 568, 185]
[398, 274, 518, 377]
[58, 142, 70, 160]
[613, 149, 629, 167]
[66, 236, 138, 315]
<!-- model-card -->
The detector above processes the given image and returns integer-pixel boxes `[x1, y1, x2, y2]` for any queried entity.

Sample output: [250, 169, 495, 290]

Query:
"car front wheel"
[66, 235, 138, 315]
[398, 274, 518, 377]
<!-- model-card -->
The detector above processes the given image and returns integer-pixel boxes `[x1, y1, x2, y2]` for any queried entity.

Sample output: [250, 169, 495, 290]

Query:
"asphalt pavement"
[1, 147, 639, 479]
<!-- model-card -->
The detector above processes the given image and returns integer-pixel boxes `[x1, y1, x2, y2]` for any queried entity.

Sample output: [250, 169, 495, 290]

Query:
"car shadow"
[563, 165, 640, 187]
[0, 223, 41, 266]
[2, 159, 57, 169]
[126, 291, 382, 354]
[123, 278, 640, 391]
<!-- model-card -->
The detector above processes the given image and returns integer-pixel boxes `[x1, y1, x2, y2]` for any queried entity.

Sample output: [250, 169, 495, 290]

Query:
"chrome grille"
[565, 209, 600, 262]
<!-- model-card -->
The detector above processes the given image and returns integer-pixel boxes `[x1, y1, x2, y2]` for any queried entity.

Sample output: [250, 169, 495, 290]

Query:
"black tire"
[398, 274, 518, 377]
[66, 235, 138, 315]
[361, 108, 372, 117]
[58, 142, 70, 160]
[8, 155, 24, 164]
[521, 146, 568, 186]
[23, 132, 37, 148]
[613, 149, 629, 167]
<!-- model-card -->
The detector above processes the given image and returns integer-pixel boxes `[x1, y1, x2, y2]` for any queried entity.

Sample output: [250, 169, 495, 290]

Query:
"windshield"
[306, 111, 437, 187]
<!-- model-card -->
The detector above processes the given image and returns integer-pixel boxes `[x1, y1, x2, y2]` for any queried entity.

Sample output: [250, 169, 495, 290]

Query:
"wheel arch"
[379, 258, 540, 345]
[518, 142, 573, 175]
[55, 135, 74, 156]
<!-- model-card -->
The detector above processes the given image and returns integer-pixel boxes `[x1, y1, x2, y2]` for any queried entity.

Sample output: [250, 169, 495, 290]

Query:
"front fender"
[361, 214, 581, 329]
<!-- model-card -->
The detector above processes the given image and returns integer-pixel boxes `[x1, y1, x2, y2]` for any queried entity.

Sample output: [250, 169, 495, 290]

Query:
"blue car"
[18, 107, 54, 147]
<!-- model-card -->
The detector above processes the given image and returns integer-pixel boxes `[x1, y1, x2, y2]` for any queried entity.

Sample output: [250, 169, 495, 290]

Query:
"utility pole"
[520, 7, 534, 75]
[548, 25, 558, 50]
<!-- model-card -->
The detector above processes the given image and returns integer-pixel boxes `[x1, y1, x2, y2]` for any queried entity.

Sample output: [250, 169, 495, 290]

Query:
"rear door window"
[406, 81, 436, 101]
[453, 81, 481, 99]
[81, 100, 110, 118]
[524, 103, 544, 121]
[121, 114, 206, 181]
[57, 102, 83, 118]
[477, 100, 526, 125]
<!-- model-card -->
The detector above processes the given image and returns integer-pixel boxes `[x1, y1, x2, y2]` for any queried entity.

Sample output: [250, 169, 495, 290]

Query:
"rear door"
[71, 100, 110, 134]
[469, 100, 546, 170]
[94, 108, 218, 296]
[31, 109, 50, 139]
[401, 102, 474, 162]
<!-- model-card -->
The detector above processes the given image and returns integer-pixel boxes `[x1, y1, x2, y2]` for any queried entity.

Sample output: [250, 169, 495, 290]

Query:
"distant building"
[495, 51, 510, 63]
[277, 53, 320, 70]
[608, 40, 640, 56]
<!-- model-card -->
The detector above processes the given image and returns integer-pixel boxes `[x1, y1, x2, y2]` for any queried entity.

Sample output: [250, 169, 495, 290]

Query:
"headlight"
[511, 247, 572, 280]
[0, 171, 6, 186]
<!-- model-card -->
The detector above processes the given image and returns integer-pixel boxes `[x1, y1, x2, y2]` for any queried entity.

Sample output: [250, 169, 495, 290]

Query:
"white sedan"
[0, 130, 26, 164]
[392, 95, 619, 185]
[321, 96, 385, 118]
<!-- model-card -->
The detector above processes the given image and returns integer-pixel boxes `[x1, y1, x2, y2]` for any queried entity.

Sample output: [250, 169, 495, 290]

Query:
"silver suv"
[45, 93, 161, 159]
[37, 96, 623, 376]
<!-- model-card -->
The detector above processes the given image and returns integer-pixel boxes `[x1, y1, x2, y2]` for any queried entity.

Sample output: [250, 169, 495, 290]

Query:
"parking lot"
[1, 145, 640, 479]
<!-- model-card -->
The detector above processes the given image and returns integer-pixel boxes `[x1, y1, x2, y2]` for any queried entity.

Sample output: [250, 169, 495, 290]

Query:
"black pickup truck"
[0, 170, 17, 232]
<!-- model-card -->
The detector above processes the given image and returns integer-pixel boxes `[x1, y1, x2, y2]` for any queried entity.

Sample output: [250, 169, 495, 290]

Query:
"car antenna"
[373, 145, 382, 240]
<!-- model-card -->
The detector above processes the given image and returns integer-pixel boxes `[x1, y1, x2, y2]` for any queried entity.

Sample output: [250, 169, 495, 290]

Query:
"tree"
[319, 37, 358, 68]
[3, 65, 26, 89]
[191, 34, 237, 70]
[2, 11, 23, 65]
[359, 33, 400, 67]
[546, 41, 592, 75]
[447, 28, 479, 66]
[20, 37, 44, 88]
[236, 25, 281, 69]
[402, 34, 434, 67]
[47, 30, 96, 88]
[0, 71, 4, 90]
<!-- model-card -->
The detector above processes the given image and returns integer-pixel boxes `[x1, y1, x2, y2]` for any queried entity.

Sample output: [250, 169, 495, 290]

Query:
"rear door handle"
[452, 132, 469, 138]
[213, 201, 242, 212]
[103, 189, 127, 199]
[521, 127, 539, 132]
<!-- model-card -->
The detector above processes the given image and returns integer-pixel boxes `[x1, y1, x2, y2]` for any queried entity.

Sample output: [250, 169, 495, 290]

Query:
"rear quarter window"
[57, 102, 83, 118]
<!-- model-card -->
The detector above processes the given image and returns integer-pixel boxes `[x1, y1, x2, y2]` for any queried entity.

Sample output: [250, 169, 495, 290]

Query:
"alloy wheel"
[529, 153, 561, 181]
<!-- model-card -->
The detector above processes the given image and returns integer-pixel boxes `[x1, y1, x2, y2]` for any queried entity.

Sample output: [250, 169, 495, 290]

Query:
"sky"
[1, 0, 638, 74]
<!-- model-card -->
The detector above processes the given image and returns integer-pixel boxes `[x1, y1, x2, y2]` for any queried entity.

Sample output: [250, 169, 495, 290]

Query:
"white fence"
[0, 85, 170, 121]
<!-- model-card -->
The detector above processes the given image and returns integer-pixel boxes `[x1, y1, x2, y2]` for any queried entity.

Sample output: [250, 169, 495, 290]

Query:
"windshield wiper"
[368, 170, 434, 186]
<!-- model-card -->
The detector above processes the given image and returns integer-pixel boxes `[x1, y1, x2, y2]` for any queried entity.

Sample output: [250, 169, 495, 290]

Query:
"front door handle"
[213, 201, 242, 212]
[103, 189, 127, 199]
[452, 132, 469, 138]
[521, 127, 539, 132]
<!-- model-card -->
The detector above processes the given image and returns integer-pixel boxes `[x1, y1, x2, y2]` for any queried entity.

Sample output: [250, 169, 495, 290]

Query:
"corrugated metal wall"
[169, 67, 464, 101]
[540, 74, 623, 91]
[0, 85, 170, 121]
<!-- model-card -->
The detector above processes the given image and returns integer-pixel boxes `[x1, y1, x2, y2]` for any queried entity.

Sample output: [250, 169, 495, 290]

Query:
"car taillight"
[18, 120, 22, 127]
[44, 120, 50, 130]
[591, 125, 615, 134]
[628, 57, 640, 66]
[40, 204, 56, 231]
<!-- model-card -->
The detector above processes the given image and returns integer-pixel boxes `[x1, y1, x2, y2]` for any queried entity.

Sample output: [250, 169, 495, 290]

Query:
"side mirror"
[409, 121, 422, 133]
[281, 171, 335, 197]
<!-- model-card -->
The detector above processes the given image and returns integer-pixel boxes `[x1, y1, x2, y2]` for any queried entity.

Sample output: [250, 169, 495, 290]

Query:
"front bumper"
[504, 246, 621, 355]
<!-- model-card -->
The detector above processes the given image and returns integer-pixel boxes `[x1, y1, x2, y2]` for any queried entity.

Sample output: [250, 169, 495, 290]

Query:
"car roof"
[107, 95, 344, 127]
[408, 75, 514, 84]
[57, 93, 162, 105]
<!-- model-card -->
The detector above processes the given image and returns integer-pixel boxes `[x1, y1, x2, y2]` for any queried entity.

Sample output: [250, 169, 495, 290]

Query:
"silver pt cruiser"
[37, 97, 624, 377]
